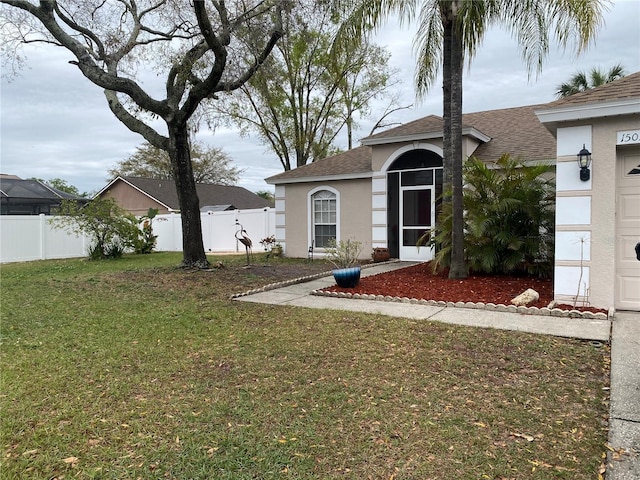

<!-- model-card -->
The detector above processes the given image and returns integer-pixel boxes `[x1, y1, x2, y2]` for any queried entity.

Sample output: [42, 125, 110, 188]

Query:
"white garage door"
[616, 150, 640, 311]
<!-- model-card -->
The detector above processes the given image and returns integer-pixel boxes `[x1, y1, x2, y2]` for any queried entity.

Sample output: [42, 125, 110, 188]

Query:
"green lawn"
[1, 253, 609, 479]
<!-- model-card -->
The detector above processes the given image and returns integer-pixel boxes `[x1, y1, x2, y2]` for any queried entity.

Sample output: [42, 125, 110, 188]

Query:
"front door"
[400, 185, 434, 261]
[615, 150, 640, 311]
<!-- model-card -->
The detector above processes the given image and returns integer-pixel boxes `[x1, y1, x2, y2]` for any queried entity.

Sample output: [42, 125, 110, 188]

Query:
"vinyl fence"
[0, 208, 275, 264]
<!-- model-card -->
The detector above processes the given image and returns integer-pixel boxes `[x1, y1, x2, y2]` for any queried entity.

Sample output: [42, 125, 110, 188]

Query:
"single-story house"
[266, 71, 640, 312]
[96, 176, 272, 216]
[0, 175, 88, 215]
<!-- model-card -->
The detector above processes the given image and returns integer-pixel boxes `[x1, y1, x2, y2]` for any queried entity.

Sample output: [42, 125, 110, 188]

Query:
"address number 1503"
[617, 129, 640, 145]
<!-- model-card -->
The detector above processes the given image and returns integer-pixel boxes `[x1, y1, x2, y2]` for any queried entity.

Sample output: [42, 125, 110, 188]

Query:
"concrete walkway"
[233, 261, 639, 477]
[608, 311, 640, 479]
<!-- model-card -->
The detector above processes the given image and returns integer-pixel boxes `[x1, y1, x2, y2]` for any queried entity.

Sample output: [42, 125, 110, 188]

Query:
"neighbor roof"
[98, 176, 271, 211]
[0, 178, 86, 201]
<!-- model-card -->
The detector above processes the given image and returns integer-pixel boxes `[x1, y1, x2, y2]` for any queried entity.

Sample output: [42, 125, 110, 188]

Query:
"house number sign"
[617, 129, 640, 145]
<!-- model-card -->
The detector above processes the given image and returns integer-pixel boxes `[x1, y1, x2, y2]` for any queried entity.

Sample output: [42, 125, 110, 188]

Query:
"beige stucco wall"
[281, 178, 372, 259]
[100, 182, 168, 216]
[370, 139, 445, 172]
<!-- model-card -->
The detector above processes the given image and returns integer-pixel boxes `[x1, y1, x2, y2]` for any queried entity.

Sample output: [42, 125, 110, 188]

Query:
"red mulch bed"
[322, 262, 608, 314]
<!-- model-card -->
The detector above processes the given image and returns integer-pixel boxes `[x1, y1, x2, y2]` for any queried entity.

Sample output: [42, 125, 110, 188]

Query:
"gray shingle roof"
[267, 105, 556, 184]
[267, 72, 639, 185]
[544, 71, 640, 108]
[463, 104, 556, 162]
[364, 104, 556, 162]
[266, 146, 372, 183]
[118, 177, 271, 210]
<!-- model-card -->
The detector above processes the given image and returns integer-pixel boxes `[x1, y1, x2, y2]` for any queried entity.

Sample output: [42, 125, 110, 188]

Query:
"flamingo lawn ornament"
[235, 223, 253, 265]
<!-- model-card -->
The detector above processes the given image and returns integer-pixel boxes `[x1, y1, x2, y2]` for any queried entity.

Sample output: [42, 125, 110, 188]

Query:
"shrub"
[325, 238, 363, 269]
[431, 154, 555, 277]
[52, 198, 140, 260]
[132, 208, 159, 254]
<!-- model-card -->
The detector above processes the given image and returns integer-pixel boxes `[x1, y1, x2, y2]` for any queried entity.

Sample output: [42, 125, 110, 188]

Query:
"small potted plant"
[325, 238, 363, 288]
[271, 242, 283, 257]
[259, 235, 283, 258]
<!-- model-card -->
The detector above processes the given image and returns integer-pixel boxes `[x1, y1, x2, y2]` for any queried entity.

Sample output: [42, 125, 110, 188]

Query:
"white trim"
[555, 231, 591, 261]
[362, 127, 490, 146]
[379, 142, 444, 173]
[372, 193, 386, 209]
[556, 196, 591, 226]
[307, 186, 340, 251]
[372, 209, 386, 225]
[267, 172, 371, 185]
[556, 160, 592, 192]
[536, 99, 640, 125]
[554, 265, 591, 297]
[557, 125, 592, 157]
[372, 176, 386, 193]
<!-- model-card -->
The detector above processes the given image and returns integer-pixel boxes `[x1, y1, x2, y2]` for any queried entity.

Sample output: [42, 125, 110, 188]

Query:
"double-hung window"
[312, 190, 336, 247]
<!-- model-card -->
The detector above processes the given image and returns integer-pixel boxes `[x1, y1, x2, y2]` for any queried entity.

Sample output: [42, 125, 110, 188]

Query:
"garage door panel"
[616, 275, 640, 310]
[616, 151, 640, 311]
[618, 193, 640, 217]
[618, 235, 640, 264]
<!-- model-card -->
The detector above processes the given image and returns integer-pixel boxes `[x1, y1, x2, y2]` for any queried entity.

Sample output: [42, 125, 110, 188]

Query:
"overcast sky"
[1, 0, 639, 195]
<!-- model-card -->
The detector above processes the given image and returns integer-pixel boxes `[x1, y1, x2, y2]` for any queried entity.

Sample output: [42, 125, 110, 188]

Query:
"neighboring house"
[0, 175, 88, 215]
[266, 72, 640, 312]
[96, 176, 272, 216]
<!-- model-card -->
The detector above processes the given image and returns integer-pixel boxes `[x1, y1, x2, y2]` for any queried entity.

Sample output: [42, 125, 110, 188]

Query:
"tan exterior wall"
[282, 178, 372, 259]
[100, 182, 168, 216]
[590, 117, 628, 309]
[370, 140, 445, 172]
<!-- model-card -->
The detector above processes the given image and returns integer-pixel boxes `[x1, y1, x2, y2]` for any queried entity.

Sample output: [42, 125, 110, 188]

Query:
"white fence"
[0, 208, 275, 264]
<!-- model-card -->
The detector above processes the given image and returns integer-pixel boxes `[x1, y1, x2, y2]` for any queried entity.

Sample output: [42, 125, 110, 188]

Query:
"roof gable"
[536, 71, 640, 129]
[544, 71, 640, 108]
[266, 146, 372, 184]
[101, 176, 270, 211]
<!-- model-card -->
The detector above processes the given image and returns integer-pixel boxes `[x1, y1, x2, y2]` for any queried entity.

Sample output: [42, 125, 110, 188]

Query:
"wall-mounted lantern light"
[577, 144, 592, 181]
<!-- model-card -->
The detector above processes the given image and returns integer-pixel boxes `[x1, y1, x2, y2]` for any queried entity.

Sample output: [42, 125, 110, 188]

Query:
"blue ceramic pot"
[332, 266, 361, 288]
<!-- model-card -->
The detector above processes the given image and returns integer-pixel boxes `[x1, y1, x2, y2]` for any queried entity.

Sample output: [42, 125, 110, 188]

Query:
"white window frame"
[308, 186, 340, 251]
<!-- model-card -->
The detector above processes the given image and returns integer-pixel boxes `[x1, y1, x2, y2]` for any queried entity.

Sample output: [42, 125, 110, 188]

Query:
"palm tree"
[332, 0, 606, 279]
[556, 63, 626, 97]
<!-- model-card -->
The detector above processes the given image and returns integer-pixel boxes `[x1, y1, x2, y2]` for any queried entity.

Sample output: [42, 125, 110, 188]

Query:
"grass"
[1, 253, 609, 479]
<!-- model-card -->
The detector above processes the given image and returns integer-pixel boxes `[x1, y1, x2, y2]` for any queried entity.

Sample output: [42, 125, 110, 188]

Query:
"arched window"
[311, 189, 336, 247]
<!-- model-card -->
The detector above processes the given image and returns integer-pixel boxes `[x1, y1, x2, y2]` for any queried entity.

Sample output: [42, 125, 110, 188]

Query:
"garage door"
[616, 150, 640, 311]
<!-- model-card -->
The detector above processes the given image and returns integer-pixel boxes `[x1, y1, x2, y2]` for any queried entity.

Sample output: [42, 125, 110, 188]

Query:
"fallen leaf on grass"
[510, 432, 534, 442]
[63, 456, 79, 466]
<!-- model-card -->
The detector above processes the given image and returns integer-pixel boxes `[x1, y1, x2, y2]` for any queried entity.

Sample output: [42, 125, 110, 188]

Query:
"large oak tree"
[1, 0, 288, 267]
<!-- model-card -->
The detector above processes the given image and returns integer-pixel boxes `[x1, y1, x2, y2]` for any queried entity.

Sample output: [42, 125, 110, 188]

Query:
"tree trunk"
[167, 124, 209, 268]
[441, 12, 453, 192]
[447, 19, 468, 279]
